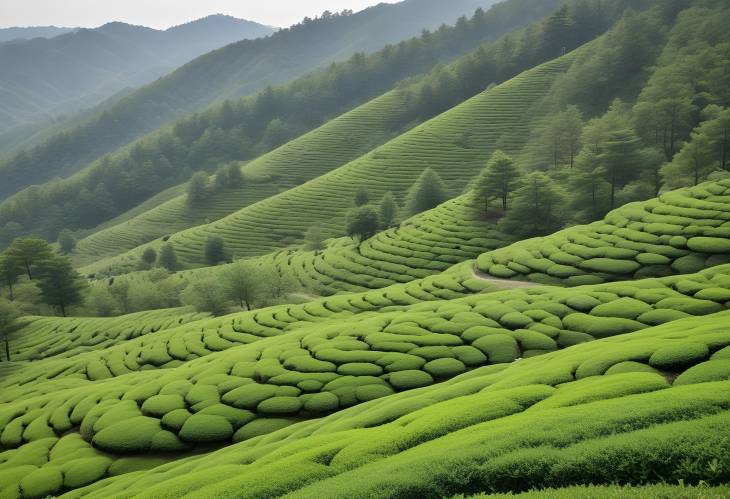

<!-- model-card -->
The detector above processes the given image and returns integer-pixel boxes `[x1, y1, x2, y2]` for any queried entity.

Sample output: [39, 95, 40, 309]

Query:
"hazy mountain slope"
[0, 26, 76, 43]
[0, 16, 273, 134]
[0, 0, 503, 202]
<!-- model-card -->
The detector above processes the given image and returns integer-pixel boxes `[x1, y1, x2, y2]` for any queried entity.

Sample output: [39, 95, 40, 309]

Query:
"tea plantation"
[85, 54, 575, 276]
[3, 310, 728, 498]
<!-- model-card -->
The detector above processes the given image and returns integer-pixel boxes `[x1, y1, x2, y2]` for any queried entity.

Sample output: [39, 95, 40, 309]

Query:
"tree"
[223, 261, 262, 310]
[204, 236, 228, 265]
[662, 132, 716, 187]
[568, 149, 612, 222]
[259, 265, 297, 302]
[86, 286, 119, 317]
[109, 280, 131, 314]
[187, 172, 210, 206]
[0, 299, 20, 361]
[158, 243, 179, 271]
[181, 278, 229, 316]
[354, 188, 370, 207]
[304, 226, 327, 251]
[0, 254, 21, 300]
[346, 206, 380, 242]
[5, 238, 53, 280]
[36, 256, 87, 317]
[57, 229, 76, 254]
[471, 150, 522, 212]
[378, 192, 399, 229]
[544, 106, 583, 169]
[141, 247, 158, 267]
[404, 168, 449, 216]
[597, 127, 644, 209]
[225, 162, 244, 188]
[500, 172, 565, 237]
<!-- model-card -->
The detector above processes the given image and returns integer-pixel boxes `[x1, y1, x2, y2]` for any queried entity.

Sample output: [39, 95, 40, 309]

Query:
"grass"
[1, 311, 725, 498]
[83, 53, 575, 276]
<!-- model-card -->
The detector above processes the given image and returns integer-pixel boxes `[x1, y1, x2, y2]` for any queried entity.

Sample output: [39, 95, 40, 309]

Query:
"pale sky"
[0, 0, 401, 29]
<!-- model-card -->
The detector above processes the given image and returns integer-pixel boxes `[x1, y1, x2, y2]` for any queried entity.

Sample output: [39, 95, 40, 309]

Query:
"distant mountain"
[0, 0, 500, 200]
[0, 26, 76, 43]
[0, 15, 274, 135]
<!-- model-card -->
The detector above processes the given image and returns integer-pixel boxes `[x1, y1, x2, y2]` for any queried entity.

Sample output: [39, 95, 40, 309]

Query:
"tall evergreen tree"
[5, 238, 53, 280]
[346, 206, 380, 242]
[500, 172, 565, 237]
[404, 168, 449, 216]
[472, 150, 522, 212]
[0, 299, 19, 361]
[36, 256, 87, 317]
[378, 192, 399, 229]
[597, 127, 643, 209]
[158, 243, 179, 271]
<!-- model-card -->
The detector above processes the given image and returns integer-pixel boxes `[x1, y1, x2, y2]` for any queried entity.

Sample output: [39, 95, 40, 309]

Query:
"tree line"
[0, 0, 632, 248]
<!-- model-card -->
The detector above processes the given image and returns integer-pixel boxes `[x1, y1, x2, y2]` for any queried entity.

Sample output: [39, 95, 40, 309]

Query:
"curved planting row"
[3, 310, 730, 498]
[477, 179, 730, 285]
[5, 309, 208, 363]
[88, 55, 575, 275]
[264, 196, 512, 294]
[77, 90, 410, 272]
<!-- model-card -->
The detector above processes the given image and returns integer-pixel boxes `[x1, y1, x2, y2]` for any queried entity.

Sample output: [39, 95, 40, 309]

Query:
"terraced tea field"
[87, 54, 575, 275]
[74, 90, 411, 271]
[2, 306, 729, 498]
[477, 179, 730, 285]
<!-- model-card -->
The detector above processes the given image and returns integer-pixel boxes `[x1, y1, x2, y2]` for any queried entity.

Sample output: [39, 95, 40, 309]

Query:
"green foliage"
[378, 192, 399, 229]
[181, 278, 229, 316]
[304, 226, 327, 251]
[204, 236, 228, 265]
[354, 188, 370, 207]
[346, 205, 380, 242]
[471, 150, 522, 211]
[499, 172, 565, 237]
[57, 229, 76, 254]
[404, 168, 449, 216]
[36, 256, 87, 317]
[187, 172, 210, 207]
[158, 243, 179, 271]
[141, 247, 158, 267]
[4, 238, 53, 279]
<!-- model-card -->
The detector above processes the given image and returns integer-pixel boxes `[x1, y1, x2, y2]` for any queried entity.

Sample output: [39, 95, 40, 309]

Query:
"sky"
[0, 0, 401, 29]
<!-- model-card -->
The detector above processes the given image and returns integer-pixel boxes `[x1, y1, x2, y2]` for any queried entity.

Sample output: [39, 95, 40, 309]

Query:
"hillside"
[0, 0, 515, 204]
[69, 0, 603, 268]
[0, 26, 76, 43]
[0, 16, 274, 137]
[2, 0, 730, 497]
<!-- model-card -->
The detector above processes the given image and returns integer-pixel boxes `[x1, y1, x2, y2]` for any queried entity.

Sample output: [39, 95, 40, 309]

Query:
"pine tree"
[204, 236, 228, 265]
[36, 256, 87, 317]
[404, 168, 449, 216]
[597, 127, 643, 209]
[5, 238, 53, 280]
[187, 172, 209, 206]
[471, 150, 522, 212]
[158, 243, 179, 271]
[346, 206, 380, 242]
[500, 172, 565, 237]
[378, 192, 399, 229]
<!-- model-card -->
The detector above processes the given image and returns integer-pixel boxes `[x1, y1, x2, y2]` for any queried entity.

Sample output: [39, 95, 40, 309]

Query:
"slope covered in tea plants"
[2, 308, 729, 498]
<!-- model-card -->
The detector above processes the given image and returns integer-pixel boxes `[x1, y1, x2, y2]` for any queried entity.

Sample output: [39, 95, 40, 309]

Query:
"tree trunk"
[7, 282, 13, 301]
[24, 261, 32, 280]
[3, 338, 9, 362]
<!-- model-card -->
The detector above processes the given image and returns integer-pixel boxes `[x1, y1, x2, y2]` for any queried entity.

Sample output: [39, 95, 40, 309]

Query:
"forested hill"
[0, 15, 274, 137]
[0, 26, 76, 43]
[0, 0, 501, 202]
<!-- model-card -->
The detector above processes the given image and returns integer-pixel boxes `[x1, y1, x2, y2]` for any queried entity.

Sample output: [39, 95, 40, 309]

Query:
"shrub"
[591, 298, 652, 320]
[303, 392, 340, 412]
[20, 466, 63, 498]
[233, 418, 293, 442]
[62, 457, 112, 489]
[687, 237, 730, 254]
[150, 430, 190, 452]
[179, 414, 233, 443]
[674, 360, 730, 386]
[388, 370, 434, 390]
[580, 258, 640, 275]
[604, 361, 658, 376]
[423, 358, 467, 378]
[257, 397, 302, 415]
[161, 409, 192, 432]
[92, 417, 162, 453]
[649, 342, 710, 371]
[472, 334, 520, 363]
[204, 236, 228, 265]
[355, 385, 395, 402]
[337, 362, 383, 376]
[141, 394, 186, 418]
